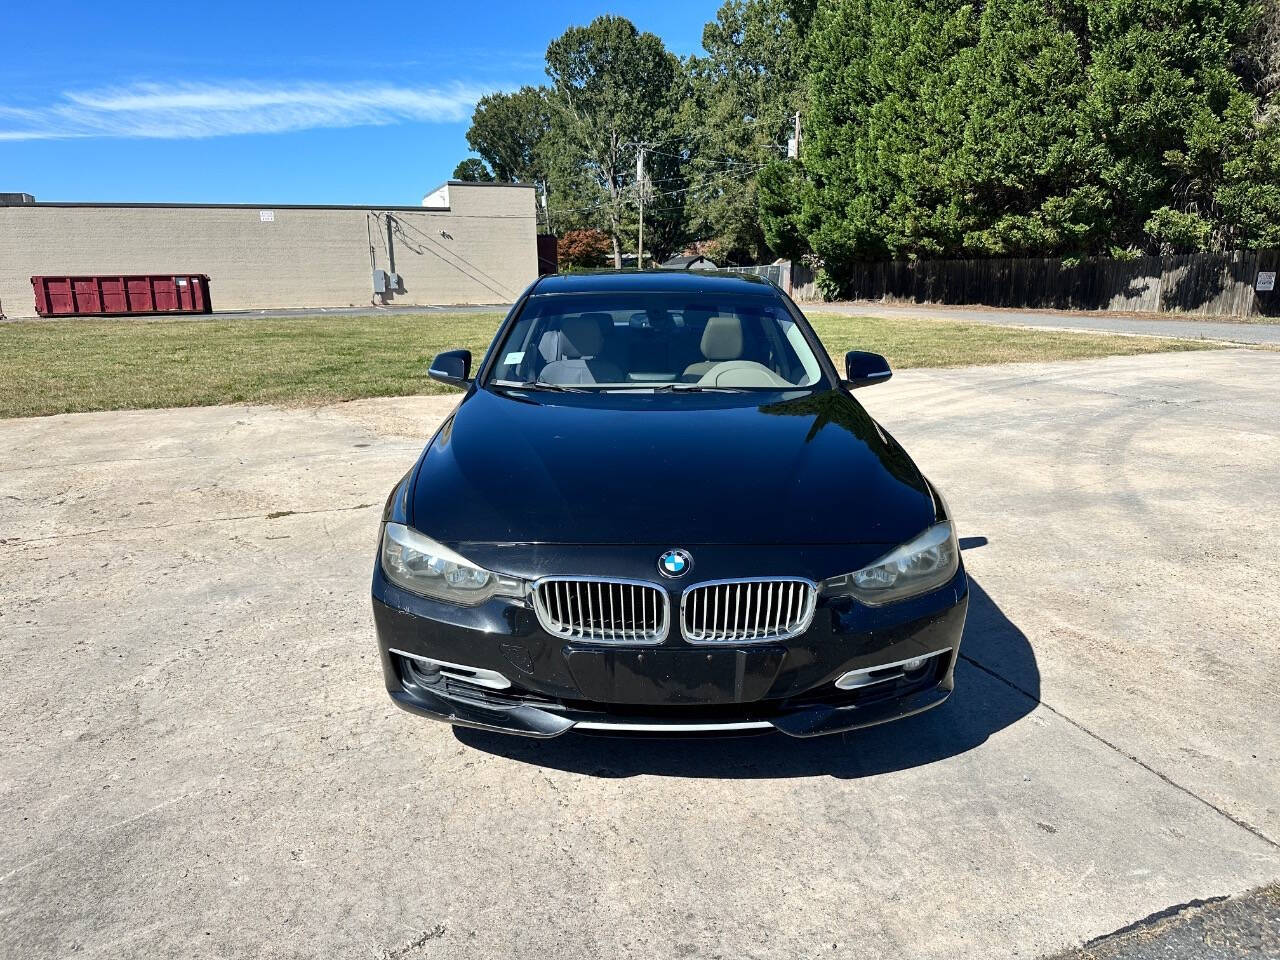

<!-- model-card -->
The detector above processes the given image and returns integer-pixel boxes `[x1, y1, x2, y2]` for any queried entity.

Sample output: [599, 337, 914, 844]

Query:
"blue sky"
[2, 1, 720, 205]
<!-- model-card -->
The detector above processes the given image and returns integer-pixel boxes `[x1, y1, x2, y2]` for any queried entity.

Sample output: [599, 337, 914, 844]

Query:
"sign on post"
[1257, 271, 1276, 292]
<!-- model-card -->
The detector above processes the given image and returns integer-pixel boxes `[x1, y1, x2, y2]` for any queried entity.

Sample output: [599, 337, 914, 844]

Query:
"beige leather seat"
[682, 315, 743, 380]
[538, 315, 625, 385]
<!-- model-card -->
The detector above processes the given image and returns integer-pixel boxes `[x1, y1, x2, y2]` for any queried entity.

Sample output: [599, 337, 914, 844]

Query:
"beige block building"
[0, 182, 537, 319]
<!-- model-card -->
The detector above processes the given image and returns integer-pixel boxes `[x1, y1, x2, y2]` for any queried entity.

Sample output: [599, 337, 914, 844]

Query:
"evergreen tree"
[1078, 0, 1271, 251]
[801, 0, 979, 276]
[797, 0, 1280, 289]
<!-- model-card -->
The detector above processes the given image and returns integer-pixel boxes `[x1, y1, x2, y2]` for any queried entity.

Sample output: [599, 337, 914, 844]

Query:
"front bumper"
[372, 559, 968, 738]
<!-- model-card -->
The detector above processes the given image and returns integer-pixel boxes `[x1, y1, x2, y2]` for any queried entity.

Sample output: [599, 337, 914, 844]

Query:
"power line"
[633, 114, 796, 156]
[646, 145, 787, 164]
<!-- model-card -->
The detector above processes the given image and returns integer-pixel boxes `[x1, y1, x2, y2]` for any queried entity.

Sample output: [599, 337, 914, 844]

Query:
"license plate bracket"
[564, 646, 785, 705]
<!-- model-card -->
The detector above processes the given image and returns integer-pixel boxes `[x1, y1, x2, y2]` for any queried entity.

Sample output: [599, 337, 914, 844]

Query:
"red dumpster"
[30, 274, 212, 316]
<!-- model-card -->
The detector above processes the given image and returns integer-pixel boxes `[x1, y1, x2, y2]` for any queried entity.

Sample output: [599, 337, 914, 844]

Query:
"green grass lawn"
[806, 313, 1221, 367]
[0, 310, 1223, 419]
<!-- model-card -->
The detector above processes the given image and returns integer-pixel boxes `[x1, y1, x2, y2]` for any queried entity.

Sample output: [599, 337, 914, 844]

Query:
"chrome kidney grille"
[532, 577, 669, 644]
[680, 578, 817, 644]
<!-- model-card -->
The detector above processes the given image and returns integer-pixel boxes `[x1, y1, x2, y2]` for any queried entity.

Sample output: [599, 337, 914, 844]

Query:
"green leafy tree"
[452, 158, 495, 182]
[544, 15, 687, 266]
[466, 86, 551, 183]
[465, 86, 554, 229]
[685, 0, 809, 263]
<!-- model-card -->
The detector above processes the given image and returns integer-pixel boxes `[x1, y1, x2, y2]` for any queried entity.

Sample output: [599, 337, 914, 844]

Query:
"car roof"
[532, 269, 778, 297]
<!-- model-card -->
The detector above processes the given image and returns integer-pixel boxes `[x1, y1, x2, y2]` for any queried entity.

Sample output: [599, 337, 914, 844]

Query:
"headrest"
[683, 307, 713, 325]
[700, 315, 743, 361]
[537, 330, 560, 363]
[560, 315, 605, 358]
[579, 312, 614, 330]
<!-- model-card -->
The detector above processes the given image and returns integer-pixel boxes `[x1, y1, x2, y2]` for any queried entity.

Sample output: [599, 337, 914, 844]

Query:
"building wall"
[0, 182, 537, 318]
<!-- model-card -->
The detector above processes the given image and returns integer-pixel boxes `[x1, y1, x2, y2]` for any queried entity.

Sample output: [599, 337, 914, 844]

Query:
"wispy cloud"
[0, 81, 491, 140]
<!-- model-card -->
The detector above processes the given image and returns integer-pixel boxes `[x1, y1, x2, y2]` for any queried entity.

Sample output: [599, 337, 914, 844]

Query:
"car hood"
[410, 387, 936, 547]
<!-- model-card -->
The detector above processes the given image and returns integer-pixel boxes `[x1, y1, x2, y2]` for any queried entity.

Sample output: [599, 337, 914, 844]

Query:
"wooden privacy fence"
[722, 251, 1278, 316]
[839, 250, 1279, 317]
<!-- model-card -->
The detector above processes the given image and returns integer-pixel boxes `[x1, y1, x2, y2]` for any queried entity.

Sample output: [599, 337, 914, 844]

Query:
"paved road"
[2, 349, 1277, 958]
[212, 302, 511, 320]
[1, 302, 513, 324]
[811, 300, 1280, 344]
[1047, 883, 1280, 959]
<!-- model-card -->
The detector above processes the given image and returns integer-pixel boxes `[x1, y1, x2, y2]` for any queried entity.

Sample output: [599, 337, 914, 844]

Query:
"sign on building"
[1257, 271, 1276, 292]
[259, 210, 275, 222]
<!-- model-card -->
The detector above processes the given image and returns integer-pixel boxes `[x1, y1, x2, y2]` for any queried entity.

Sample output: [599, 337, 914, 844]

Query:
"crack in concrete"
[0, 453, 207, 475]
[0, 791, 204, 886]
[1081, 389, 1211, 406]
[958, 652, 1280, 851]
[380, 925, 446, 959]
[0, 503, 377, 547]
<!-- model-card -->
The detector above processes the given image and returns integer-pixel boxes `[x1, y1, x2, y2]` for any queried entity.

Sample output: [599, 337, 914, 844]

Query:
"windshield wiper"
[648, 383, 749, 393]
[491, 379, 589, 393]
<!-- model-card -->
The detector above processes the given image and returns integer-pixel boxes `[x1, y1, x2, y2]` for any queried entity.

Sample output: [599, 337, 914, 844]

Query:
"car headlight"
[380, 522, 525, 605]
[822, 521, 959, 605]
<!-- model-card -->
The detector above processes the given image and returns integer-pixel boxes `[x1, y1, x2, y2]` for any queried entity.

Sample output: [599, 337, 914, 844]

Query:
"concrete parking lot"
[2, 348, 1277, 958]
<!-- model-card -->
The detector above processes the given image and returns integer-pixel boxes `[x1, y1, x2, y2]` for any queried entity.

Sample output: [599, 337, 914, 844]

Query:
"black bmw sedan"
[371, 271, 967, 737]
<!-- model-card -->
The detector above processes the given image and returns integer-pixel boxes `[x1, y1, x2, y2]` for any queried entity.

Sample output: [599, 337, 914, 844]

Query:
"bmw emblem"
[658, 549, 692, 579]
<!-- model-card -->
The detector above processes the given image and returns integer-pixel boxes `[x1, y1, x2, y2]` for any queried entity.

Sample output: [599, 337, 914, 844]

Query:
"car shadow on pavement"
[457, 551, 1039, 779]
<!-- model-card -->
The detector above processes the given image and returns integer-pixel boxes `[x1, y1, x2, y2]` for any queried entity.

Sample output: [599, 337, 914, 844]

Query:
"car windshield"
[486, 291, 827, 391]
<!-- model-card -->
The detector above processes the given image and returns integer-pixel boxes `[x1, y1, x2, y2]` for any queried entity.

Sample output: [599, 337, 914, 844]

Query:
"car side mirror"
[428, 349, 472, 388]
[844, 351, 892, 389]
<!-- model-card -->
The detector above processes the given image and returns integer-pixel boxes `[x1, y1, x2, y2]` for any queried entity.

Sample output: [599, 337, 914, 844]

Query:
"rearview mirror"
[844, 351, 892, 389]
[428, 349, 472, 388]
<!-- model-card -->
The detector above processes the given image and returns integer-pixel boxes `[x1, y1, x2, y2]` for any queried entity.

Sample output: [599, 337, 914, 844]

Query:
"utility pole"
[384, 214, 397, 277]
[788, 111, 802, 159]
[636, 145, 646, 271]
